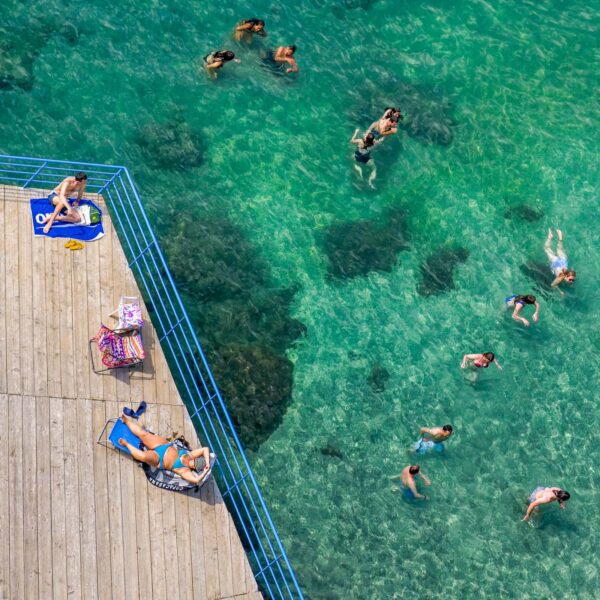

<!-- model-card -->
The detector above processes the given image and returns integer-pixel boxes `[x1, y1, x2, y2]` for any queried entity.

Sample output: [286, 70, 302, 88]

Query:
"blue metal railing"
[0, 154, 303, 600]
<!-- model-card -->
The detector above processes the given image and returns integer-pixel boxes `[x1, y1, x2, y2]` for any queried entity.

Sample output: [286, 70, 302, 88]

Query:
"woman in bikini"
[545, 228, 576, 294]
[118, 413, 212, 484]
[461, 352, 503, 370]
[350, 128, 383, 188]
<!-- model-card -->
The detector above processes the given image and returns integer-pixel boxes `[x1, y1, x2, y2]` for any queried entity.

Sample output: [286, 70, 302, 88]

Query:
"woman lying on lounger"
[119, 413, 212, 484]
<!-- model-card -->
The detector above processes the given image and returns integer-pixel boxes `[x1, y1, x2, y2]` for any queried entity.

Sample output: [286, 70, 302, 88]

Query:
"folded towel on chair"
[30, 197, 105, 241]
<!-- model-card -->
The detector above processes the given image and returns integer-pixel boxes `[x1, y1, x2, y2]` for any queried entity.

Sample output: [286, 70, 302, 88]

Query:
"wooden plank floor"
[0, 185, 261, 600]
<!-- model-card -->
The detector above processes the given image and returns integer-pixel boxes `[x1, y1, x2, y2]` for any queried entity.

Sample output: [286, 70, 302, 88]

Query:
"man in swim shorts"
[523, 486, 570, 521]
[394, 465, 430, 499]
[414, 424, 453, 453]
[42, 172, 88, 233]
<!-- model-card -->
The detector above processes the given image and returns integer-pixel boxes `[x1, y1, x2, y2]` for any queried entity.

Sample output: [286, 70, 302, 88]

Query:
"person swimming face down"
[363, 132, 375, 148]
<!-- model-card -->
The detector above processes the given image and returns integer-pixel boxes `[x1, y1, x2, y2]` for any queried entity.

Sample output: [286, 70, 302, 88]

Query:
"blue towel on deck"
[30, 197, 105, 241]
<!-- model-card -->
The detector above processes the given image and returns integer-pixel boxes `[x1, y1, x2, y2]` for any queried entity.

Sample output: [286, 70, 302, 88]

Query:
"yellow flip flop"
[64, 240, 76, 249]
[70, 241, 85, 251]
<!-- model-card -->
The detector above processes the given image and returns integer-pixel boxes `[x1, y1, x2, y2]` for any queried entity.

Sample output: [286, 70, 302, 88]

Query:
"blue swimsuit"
[154, 443, 189, 470]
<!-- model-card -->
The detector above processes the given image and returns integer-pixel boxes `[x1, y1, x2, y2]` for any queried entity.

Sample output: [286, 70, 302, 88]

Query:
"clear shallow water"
[2, 0, 600, 597]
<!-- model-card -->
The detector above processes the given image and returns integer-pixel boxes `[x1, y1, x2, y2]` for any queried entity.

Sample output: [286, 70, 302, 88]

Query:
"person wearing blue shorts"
[392, 465, 430, 500]
[414, 424, 453, 454]
[523, 486, 570, 521]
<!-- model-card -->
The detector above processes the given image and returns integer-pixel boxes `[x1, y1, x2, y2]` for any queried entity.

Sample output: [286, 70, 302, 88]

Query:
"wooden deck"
[0, 185, 262, 600]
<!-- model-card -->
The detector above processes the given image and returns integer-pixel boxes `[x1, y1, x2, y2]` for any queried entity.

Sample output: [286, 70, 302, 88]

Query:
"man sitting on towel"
[42, 172, 88, 233]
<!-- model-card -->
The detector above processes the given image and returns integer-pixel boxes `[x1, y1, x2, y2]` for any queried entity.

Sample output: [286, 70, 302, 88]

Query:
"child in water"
[545, 228, 576, 294]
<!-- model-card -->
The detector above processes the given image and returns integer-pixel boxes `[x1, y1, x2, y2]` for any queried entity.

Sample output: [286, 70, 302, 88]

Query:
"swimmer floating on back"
[523, 486, 570, 521]
[233, 18, 267, 43]
[414, 424, 453, 454]
[461, 352, 502, 370]
[204, 50, 241, 78]
[545, 228, 576, 295]
[392, 465, 431, 500]
[505, 294, 540, 327]
[350, 128, 383, 189]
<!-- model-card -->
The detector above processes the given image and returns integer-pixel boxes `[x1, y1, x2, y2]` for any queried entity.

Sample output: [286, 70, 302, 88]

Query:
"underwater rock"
[504, 204, 544, 222]
[519, 261, 554, 298]
[417, 246, 470, 296]
[211, 344, 294, 451]
[0, 38, 41, 91]
[323, 207, 409, 280]
[161, 210, 306, 450]
[136, 115, 203, 170]
[60, 23, 79, 45]
[320, 444, 344, 460]
[367, 362, 389, 393]
[161, 213, 265, 302]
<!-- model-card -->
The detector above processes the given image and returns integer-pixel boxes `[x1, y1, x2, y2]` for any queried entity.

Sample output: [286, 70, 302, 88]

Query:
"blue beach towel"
[30, 197, 105, 241]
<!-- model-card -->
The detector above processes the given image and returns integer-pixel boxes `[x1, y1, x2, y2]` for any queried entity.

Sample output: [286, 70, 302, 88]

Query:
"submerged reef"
[161, 211, 305, 450]
[0, 17, 78, 91]
[136, 114, 203, 170]
[417, 246, 470, 296]
[367, 362, 389, 393]
[504, 204, 544, 222]
[323, 207, 409, 280]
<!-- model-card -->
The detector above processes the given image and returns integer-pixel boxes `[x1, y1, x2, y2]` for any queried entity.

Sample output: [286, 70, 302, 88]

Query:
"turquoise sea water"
[2, 0, 600, 597]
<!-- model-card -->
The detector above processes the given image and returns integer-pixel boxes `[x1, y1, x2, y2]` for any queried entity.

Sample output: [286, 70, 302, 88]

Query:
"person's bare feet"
[118, 438, 127, 447]
[557, 228, 563, 241]
[43, 223, 51, 234]
[547, 228, 553, 240]
[121, 412, 130, 424]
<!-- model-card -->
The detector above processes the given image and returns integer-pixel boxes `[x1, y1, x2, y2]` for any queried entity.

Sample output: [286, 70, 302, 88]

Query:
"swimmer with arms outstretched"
[545, 228, 576, 295]
[42, 172, 88, 233]
[392, 465, 430, 500]
[505, 294, 540, 327]
[233, 18, 267, 42]
[523, 486, 570, 521]
[461, 352, 502, 370]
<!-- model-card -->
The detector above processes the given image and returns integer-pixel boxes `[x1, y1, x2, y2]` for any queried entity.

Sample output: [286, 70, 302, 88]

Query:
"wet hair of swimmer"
[483, 352, 495, 362]
[555, 490, 570, 502]
[518, 294, 536, 304]
[409, 465, 420, 475]
[363, 132, 375, 147]
[215, 50, 236, 62]
[288, 45, 297, 54]
[75, 172, 88, 182]
[442, 424, 453, 433]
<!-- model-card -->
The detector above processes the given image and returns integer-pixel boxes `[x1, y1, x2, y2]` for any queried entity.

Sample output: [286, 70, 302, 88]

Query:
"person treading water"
[461, 352, 503, 370]
[367, 107, 403, 140]
[350, 128, 383, 188]
[233, 18, 267, 43]
[392, 465, 431, 500]
[505, 294, 540, 327]
[545, 228, 576, 294]
[414, 424, 453, 454]
[523, 486, 570, 521]
[204, 50, 241, 78]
